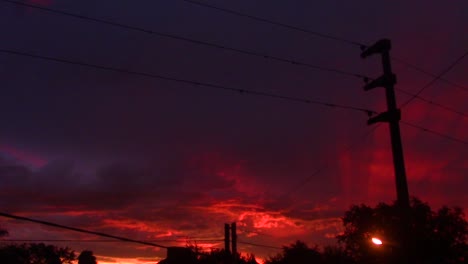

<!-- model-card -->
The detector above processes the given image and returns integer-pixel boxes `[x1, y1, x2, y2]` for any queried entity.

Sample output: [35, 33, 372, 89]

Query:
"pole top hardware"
[364, 74, 396, 91]
[367, 110, 401, 125]
[361, 39, 391, 58]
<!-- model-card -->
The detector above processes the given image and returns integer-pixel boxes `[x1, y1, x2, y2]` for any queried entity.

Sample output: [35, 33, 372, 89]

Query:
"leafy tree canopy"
[337, 197, 468, 264]
[0, 243, 76, 264]
[265, 241, 321, 264]
[78, 250, 97, 264]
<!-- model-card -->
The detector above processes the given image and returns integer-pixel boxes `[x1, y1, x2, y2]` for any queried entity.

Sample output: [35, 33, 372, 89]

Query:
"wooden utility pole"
[361, 39, 410, 209]
[361, 39, 410, 263]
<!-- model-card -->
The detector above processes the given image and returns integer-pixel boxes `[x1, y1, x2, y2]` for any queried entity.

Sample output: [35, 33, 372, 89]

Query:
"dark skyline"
[1, 0, 467, 263]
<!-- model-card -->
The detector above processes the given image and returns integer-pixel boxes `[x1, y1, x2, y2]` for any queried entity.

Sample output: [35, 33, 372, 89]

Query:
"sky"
[0, 0, 467, 263]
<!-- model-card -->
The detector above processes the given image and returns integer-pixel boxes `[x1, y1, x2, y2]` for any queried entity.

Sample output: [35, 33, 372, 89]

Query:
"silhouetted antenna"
[400, 50, 468, 108]
[0, 0, 367, 80]
[231, 222, 237, 256]
[180, 0, 365, 47]
[0, 49, 377, 116]
[224, 223, 231, 255]
[401, 121, 468, 145]
[0, 212, 168, 248]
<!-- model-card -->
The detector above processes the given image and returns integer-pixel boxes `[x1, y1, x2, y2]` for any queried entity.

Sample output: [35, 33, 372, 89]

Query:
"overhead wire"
[0, 212, 168, 248]
[395, 88, 468, 119]
[2, 0, 465, 120]
[282, 119, 468, 198]
[392, 56, 468, 93]
[0, 49, 377, 116]
[2, 0, 466, 221]
[179, 0, 364, 47]
[0, 239, 224, 243]
[178, 0, 468, 96]
[0, 0, 368, 80]
[282, 125, 380, 198]
[401, 121, 468, 145]
[177, 0, 468, 122]
[399, 50, 468, 108]
[282, 48, 468, 196]
[238, 241, 283, 250]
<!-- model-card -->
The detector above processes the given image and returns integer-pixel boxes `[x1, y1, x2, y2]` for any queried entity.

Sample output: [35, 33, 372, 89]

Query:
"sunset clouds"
[1, 0, 467, 263]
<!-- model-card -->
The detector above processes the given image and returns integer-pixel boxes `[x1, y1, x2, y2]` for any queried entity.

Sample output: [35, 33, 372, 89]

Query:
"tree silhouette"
[321, 245, 355, 264]
[265, 240, 321, 264]
[0, 243, 76, 264]
[337, 198, 468, 264]
[0, 227, 7, 238]
[191, 247, 257, 264]
[78, 250, 97, 264]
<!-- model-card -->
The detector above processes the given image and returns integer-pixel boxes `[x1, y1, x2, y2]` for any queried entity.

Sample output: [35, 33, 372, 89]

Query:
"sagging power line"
[282, 39, 468, 198]
[3, 0, 465, 122]
[0, 49, 377, 116]
[238, 241, 282, 250]
[0, 0, 368, 80]
[0, 212, 168, 248]
[399, 50, 468, 108]
[395, 88, 468, 119]
[1, 239, 224, 243]
[179, 0, 467, 95]
[391, 56, 468, 93]
[179, 0, 365, 47]
[401, 121, 468, 145]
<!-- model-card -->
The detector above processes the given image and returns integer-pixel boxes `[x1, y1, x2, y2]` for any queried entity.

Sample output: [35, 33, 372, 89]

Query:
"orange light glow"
[372, 237, 383, 245]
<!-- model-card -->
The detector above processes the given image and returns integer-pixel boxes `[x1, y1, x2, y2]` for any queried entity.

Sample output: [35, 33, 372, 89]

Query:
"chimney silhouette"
[224, 223, 231, 254]
[231, 222, 237, 257]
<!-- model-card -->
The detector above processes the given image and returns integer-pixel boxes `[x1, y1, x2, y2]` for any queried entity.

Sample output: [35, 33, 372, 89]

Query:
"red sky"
[0, 0, 467, 263]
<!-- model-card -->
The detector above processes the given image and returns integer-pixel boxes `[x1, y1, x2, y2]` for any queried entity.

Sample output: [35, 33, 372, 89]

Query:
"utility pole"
[361, 39, 410, 263]
[361, 39, 410, 210]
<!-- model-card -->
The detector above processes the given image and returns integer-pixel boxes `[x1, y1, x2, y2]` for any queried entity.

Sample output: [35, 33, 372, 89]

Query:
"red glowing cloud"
[0, 144, 47, 168]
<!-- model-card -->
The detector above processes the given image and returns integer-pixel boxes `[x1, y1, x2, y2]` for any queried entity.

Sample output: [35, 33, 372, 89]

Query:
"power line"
[0, 212, 168, 248]
[400, 50, 468, 108]
[179, 0, 468, 95]
[0, 49, 377, 116]
[401, 121, 468, 145]
[270, 49, 468, 199]
[176, 236, 225, 240]
[180, 0, 365, 47]
[392, 56, 468, 93]
[282, 125, 380, 198]
[1, 239, 224, 243]
[281, 115, 468, 199]
[182, 0, 468, 130]
[395, 88, 468, 119]
[3, 0, 466, 218]
[283, 120, 468, 199]
[0, 0, 367, 80]
[238, 241, 282, 250]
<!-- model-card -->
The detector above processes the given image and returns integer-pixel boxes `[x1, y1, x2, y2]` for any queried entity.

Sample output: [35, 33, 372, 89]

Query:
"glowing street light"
[372, 237, 383, 245]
